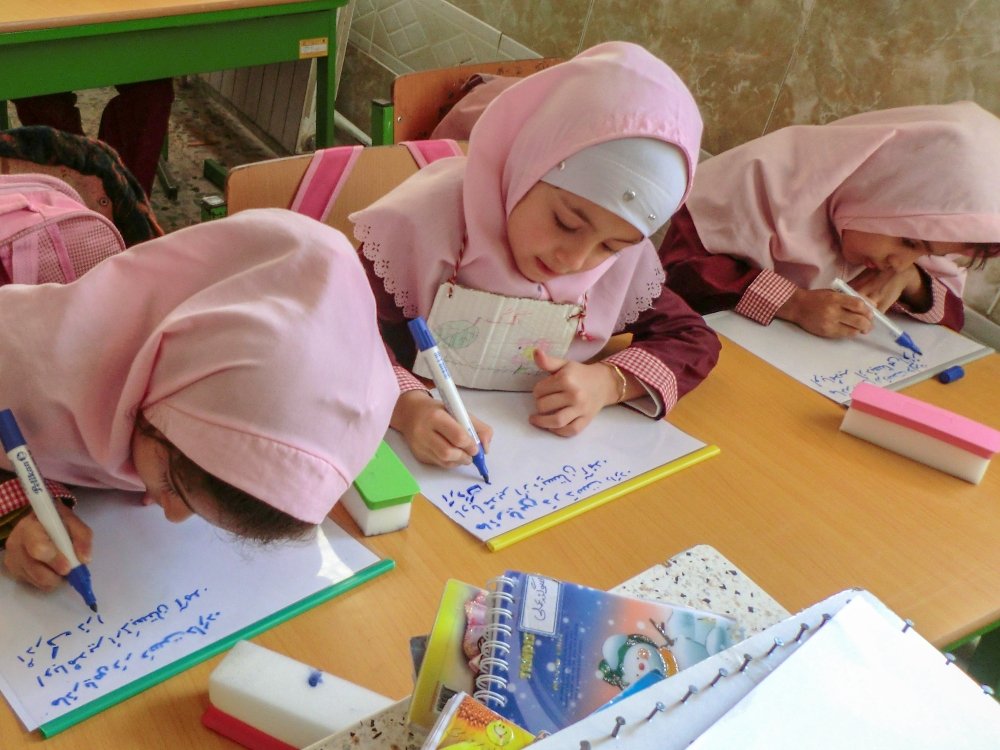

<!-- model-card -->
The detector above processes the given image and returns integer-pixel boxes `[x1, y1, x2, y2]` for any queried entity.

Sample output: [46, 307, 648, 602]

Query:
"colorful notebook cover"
[421, 691, 536, 750]
[408, 580, 488, 734]
[473, 570, 742, 735]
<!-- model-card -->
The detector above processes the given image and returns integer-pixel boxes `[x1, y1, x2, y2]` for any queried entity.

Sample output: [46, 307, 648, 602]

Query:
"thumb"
[533, 347, 567, 373]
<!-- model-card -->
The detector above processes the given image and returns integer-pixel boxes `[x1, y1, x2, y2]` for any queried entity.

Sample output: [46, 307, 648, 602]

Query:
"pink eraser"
[841, 382, 1000, 484]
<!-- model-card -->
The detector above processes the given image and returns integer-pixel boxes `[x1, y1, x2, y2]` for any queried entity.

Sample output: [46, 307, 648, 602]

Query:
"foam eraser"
[937, 365, 965, 384]
[203, 640, 394, 749]
[342, 440, 419, 536]
[841, 382, 1000, 484]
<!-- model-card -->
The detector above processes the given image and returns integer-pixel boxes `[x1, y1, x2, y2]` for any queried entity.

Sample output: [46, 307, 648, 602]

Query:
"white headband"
[540, 138, 688, 238]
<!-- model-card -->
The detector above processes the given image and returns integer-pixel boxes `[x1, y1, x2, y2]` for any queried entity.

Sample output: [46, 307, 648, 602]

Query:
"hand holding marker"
[831, 277, 923, 356]
[408, 317, 490, 484]
[0, 408, 98, 611]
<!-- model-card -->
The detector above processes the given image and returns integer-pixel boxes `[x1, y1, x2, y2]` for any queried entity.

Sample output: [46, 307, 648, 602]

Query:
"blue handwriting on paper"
[13, 587, 222, 709]
[810, 350, 923, 401]
[436, 458, 632, 534]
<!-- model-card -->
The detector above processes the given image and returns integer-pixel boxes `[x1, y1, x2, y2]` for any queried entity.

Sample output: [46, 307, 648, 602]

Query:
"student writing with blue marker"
[351, 42, 720, 470]
[0, 209, 396, 595]
[660, 102, 1000, 339]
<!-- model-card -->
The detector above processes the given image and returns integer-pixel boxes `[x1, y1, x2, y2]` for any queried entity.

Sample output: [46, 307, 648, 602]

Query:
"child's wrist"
[600, 361, 628, 405]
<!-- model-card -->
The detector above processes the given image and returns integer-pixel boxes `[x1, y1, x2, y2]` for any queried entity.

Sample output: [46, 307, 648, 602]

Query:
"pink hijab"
[0, 209, 396, 524]
[685, 101, 1000, 294]
[351, 41, 703, 361]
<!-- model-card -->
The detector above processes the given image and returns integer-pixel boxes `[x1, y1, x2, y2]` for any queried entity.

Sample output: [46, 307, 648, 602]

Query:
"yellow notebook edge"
[486, 444, 721, 552]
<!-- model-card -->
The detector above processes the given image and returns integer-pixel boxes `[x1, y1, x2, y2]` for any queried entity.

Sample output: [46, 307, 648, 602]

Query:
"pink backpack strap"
[401, 139, 463, 168]
[290, 145, 364, 221]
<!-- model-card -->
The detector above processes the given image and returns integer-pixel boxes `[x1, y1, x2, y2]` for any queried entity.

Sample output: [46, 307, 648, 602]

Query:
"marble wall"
[337, 0, 1000, 327]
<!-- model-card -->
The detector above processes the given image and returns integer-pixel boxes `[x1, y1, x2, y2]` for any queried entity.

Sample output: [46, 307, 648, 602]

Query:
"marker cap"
[407, 317, 436, 352]
[0, 408, 26, 451]
[937, 365, 965, 384]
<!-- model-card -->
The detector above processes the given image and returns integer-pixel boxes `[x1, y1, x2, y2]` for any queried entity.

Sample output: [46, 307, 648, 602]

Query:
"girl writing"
[350, 41, 720, 470]
[659, 101, 1000, 338]
[1, 208, 397, 592]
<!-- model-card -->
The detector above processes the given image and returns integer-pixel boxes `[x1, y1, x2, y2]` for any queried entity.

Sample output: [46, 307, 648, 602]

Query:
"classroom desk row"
[6, 336, 998, 748]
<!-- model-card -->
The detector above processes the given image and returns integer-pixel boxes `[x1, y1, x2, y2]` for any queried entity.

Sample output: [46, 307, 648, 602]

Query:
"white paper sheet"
[688, 596, 1000, 749]
[706, 311, 993, 404]
[386, 390, 707, 543]
[0, 489, 380, 732]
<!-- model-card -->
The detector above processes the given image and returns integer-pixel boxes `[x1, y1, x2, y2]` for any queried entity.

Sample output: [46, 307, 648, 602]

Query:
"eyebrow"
[562, 196, 644, 246]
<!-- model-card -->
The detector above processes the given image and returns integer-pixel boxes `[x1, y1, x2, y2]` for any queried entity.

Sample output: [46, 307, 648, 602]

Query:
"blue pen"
[831, 278, 923, 355]
[0, 409, 98, 611]
[408, 317, 491, 484]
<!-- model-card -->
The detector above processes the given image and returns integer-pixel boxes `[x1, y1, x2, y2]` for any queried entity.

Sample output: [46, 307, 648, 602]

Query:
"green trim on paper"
[37, 557, 395, 737]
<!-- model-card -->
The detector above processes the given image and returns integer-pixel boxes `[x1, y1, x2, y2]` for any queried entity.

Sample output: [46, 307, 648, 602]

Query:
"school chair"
[370, 57, 563, 146]
[225, 141, 467, 238]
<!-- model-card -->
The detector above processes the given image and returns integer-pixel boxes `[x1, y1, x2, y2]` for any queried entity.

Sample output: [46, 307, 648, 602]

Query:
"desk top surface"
[4, 335, 999, 747]
[0, 0, 337, 34]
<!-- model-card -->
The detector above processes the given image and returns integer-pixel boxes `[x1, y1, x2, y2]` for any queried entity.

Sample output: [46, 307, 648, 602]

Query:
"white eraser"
[205, 640, 394, 748]
[842, 382, 1000, 484]
[342, 441, 419, 536]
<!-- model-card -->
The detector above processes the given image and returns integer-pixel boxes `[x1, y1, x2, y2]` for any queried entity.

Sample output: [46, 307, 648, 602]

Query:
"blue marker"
[0, 409, 98, 612]
[831, 278, 923, 355]
[408, 317, 490, 484]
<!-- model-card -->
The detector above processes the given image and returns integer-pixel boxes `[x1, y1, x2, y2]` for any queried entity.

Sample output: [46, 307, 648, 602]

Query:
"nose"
[553, 239, 595, 274]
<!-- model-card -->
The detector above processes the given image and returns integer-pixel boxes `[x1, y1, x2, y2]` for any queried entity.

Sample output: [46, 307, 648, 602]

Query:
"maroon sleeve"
[939, 287, 965, 331]
[659, 206, 765, 314]
[622, 283, 721, 399]
[358, 244, 419, 370]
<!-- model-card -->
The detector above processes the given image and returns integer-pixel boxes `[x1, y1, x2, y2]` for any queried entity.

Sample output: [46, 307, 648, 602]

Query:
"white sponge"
[841, 382, 1000, 484]
[203, 640, 394, 749]
[342, 441, 420, 536]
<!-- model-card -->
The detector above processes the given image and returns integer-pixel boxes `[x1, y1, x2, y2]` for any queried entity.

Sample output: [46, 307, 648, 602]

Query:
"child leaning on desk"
[0, 209, 397, 593]
[659, 101, 1000, 338]
[349, 41, 720, 470]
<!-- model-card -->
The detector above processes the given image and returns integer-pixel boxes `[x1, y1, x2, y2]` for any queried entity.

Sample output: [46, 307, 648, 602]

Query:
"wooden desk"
[0, 0, 346, 146]
[4, 334, 997, 747]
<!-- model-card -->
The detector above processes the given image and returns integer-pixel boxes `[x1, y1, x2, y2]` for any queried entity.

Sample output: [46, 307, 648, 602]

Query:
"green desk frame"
[0, 0, 346, 147]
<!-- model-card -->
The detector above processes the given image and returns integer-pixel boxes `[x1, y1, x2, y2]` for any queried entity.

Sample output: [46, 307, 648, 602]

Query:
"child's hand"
[391, 390, 493, 468]
[777, 288, 873, 338]
[529, 349, 618, 437]
[3, 505, 93, 591]
[850, 267, 926, 311]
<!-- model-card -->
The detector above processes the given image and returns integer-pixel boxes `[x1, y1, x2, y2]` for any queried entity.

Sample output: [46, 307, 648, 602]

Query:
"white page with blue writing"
[385, 389, 706, 543]
[0, 489, 379, 731]
[706, 311, 993, 404]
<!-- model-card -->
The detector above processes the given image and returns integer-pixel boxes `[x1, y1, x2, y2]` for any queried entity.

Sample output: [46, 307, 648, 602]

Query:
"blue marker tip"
[66, 565, 98, 612]
[472, 449, 490, 485]
[895, 332, 922, 356]
[307, 669, 323, 687]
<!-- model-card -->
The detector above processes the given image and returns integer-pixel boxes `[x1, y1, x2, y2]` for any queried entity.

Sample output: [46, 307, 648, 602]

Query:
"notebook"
[386, 389, 717, 550]
[472, 570, 742, 735]
[0, 488, 392, 737]
[528, 589, 1000, 749]
[420, 691, 535, 750]
[705, 310, 993, 404]
[407, 579, 487, 734]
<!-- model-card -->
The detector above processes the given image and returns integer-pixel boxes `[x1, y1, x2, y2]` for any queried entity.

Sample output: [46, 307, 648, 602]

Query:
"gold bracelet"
[601, 361, 628, 404]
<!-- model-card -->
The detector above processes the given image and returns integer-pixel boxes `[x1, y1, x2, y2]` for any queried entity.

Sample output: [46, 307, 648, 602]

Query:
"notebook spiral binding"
[473, 574, 517, 706]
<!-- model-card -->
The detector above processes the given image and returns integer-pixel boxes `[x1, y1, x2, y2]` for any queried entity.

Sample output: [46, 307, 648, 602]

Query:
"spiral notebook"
[527, 589, 1000, 749]
[472, 570, 742, 735]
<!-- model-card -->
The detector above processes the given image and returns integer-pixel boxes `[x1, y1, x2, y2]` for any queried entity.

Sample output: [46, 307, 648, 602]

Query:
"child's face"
[840, 230, 975, 272]
[131, 429, 225, 528]
[506, 182, 644, 283]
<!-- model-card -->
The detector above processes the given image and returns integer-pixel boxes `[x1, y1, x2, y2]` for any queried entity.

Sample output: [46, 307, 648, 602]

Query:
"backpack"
[0, 173, 125, 286]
